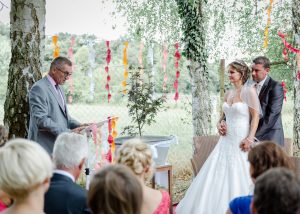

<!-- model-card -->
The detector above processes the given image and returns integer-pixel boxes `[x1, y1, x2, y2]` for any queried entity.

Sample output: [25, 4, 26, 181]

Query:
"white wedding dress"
[176, 102, 252, 214]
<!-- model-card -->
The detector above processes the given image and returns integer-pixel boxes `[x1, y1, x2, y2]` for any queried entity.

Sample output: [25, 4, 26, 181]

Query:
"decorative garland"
[162, 44, 168, 92]
[138, 42, 144, 83]
[263, 0, 273, 48]
[106, 117, 118, 163]
[52, 35, 60, 58]
[281, 81, 288, 102]
[105, 41, 112, 102]
[122, 41, 129, 94]
[173, 42, 181, 101]
[278, 32, 300, 80]
[67, 36, 75, 104]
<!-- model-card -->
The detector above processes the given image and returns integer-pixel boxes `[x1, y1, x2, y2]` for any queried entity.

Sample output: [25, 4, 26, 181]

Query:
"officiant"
[28, 56, 88, 154]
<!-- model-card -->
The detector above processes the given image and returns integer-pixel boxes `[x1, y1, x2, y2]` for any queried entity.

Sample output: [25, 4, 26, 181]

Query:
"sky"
[0, 0, 128, 40]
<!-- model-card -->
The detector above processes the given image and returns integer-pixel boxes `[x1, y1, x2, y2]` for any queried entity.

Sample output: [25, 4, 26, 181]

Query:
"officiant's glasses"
[56, 67, 72, 77]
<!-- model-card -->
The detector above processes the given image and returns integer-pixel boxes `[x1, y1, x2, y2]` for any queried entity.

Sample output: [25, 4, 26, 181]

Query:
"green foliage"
[0, 24, 10, 100]
[176, 0, 208, 63]
[122, 69, 166, 137]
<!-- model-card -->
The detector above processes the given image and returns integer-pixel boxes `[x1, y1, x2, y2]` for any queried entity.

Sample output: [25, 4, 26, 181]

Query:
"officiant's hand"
[71, 126, 86, 134]
[217, 120, 227, 136]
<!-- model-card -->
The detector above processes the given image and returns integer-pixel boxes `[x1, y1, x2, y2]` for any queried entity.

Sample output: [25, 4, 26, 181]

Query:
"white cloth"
[176, 102, 252, 214]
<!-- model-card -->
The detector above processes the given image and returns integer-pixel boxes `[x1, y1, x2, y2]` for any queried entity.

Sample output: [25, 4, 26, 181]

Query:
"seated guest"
[0, 125, 11, 212]
[0, 138, 53, 214]
[88, 164, 143, 214]
[227, 141, 294, 214]
[116, 139, 171, 214]
[44, 132, 90, 214]
[251, 167, 300, 214]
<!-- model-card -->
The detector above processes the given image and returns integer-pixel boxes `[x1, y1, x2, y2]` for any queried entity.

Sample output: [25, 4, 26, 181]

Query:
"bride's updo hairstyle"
[116, 139, 154, 179]
[228, 60, 250, 84]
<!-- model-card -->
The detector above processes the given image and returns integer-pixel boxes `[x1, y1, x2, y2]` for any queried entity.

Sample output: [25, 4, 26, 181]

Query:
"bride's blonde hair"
[229, 60, 250, 84]
[116, 139, 154, 179]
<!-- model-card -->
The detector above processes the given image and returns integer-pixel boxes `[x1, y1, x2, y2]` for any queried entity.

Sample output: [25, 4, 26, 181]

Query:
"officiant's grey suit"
[255, 76, 284, 146]
[28, 76, 80, 154]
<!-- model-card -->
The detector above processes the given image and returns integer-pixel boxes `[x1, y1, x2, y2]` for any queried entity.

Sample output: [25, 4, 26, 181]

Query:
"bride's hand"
[217, 120, 227, 136]
[239, 138, 253, 152]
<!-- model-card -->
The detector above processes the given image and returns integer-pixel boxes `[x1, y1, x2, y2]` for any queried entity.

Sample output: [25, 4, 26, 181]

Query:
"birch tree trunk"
[4, 0, 45, 138]
[292, 0, 300, 148]
[176, 0, 211, 136]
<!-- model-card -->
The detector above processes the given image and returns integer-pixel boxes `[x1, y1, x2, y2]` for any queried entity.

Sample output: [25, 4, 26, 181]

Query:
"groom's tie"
[255, 83, 262, 94]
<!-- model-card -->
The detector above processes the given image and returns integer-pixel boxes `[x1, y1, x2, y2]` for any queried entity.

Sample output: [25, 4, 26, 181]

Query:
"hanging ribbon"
[162, 44, 168, 92]
[105, 41, 112, 102]
[281, 81, 287, 102]
[52, 35, 60, 58]
[122, 41, 129, 94]
[278, 32, 300, 53]
[173, 43, 181, 101]
[138, 42, 144, 84]
[263, 0, 273, 48]
[296, 53, 300, 80]
[67, 36, 75, 104]
[278, 32, 300, 80]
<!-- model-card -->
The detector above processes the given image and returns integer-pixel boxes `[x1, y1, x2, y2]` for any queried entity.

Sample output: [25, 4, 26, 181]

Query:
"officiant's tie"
[55, 84, 65, 110]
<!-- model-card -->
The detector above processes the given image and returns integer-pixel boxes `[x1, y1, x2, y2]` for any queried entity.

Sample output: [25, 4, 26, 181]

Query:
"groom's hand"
[240, 138, 252, 152]
[217, 120, 227, 136]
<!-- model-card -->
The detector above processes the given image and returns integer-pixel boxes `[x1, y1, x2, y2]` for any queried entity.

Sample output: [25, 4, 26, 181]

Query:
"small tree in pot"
[122, 68, 166, 137]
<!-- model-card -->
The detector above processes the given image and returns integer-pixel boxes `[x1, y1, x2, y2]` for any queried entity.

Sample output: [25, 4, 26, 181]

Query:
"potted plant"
[117, 68, 176, 165]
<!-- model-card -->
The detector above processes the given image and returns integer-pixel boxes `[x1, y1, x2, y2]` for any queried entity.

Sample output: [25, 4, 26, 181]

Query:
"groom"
[250, 56, 284, 146]
[218, 56, 284, 149]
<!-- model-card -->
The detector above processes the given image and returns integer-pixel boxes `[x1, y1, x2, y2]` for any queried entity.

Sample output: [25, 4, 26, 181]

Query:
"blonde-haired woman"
[0, 139, 53, 214]
[116, 139, 171, 214]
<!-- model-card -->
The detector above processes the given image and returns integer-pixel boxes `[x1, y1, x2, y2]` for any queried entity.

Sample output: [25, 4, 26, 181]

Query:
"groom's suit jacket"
[28, 76, 80, 154]
[255, 76, 284, 146]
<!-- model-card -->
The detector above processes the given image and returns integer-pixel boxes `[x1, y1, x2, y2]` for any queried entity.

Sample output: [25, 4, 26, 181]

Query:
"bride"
[176, 60, 261, 214]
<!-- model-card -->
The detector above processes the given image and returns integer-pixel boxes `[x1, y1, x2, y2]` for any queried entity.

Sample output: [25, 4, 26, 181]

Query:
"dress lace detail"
[153, 190, 171, 214]
[176, 102, 252, 214]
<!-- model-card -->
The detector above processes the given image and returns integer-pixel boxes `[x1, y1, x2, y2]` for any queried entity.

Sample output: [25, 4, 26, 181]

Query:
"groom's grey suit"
[28, 76, 80, 154]
[255, 76, 284, 146]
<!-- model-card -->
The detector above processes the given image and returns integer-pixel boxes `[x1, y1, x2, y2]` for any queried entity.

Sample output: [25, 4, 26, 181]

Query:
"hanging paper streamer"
[111, 117, 118, 162]
[278, 32, 300, 80]
[138, 42, 144, 83]
[52, 35, 60, 58]
[263, 0, 273, 48]
[122, 41, 129, 94]
[105, 41, 112, 102]
[162, 44, 168, 92]
[282, 48, 288, 62]
[105, 117, 118, 163]
[296, 53, 300, 80]
[67, 36, 75, 104]
[173, 43, 181, 101]
[278, 32, 300, 53]
[281, 81, 288, 102]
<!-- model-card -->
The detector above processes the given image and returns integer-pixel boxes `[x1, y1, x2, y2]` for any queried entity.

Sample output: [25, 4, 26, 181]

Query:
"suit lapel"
[259, 76, 271, 102]
[45, 78, 67, 116]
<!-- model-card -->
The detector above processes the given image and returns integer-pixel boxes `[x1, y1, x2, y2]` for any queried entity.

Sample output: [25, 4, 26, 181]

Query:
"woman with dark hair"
[88, 164, 143, 214]
[226, 141, 294, 214]
[177, 60, 262, 214]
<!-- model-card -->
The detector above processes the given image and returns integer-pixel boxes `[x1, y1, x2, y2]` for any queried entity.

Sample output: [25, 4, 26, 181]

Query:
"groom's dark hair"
[253, 168, 300, 214]
[253, 56, 270, 69]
